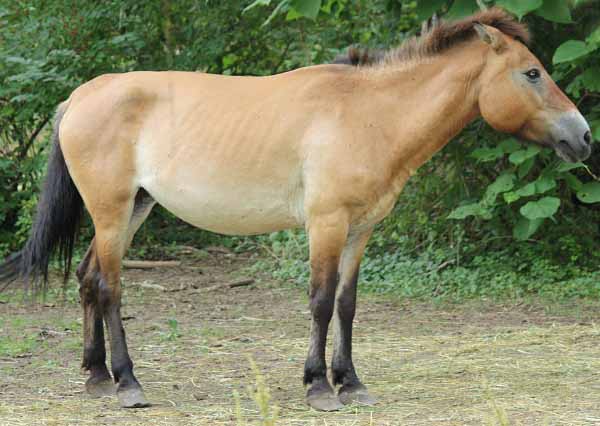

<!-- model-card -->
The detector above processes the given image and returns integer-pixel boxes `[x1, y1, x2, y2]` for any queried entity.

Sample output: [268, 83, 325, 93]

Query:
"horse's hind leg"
[332, 230, 376, 406]
[82, 188, 154, 408]
[78, 190, 155, 399]
[77, 240, 114, 397]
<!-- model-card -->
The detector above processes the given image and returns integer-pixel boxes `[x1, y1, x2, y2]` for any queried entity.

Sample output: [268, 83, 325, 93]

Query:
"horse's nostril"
[584, 130, 592, 145]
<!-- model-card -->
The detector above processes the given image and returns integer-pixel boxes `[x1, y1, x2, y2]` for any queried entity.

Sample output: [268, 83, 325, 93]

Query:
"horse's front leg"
[303, 212, 349, 411]
[332, 230, 376, 406]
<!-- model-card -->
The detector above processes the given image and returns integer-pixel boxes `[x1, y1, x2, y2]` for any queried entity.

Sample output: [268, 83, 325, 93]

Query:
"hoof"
[307, 381, 344, 412]
[117, 387, 151, 408]
[338, 384, 377, 406]
[86, 376, 116, 398]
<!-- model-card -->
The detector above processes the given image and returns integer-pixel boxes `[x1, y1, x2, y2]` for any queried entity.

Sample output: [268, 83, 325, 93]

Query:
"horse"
[0, 8, 592, 411]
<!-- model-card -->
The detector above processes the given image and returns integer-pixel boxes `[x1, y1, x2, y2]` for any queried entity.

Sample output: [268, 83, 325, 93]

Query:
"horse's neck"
[368, 43, 486, 175]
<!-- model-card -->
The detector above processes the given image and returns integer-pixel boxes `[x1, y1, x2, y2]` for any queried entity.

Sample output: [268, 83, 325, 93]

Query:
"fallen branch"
[205, 246, 232, 255]
[197, 278, 255, 292]
[122, 260, 181, 269]
[132, 281, 167, 291]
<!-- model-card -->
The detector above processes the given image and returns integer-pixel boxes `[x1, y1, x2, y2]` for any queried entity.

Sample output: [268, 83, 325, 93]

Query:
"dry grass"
[1, 253, 600, 425]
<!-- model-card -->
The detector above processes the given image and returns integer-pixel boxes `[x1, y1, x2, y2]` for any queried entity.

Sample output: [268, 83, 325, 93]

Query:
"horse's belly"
[143, 179, 303, 236]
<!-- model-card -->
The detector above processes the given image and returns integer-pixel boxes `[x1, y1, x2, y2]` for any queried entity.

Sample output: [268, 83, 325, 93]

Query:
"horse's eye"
[525, 68, 541, 80]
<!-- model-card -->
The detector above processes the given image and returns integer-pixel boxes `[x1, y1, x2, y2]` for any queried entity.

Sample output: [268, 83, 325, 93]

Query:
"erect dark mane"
[334, 7, 530, 67]
[331, 47, 385, 66]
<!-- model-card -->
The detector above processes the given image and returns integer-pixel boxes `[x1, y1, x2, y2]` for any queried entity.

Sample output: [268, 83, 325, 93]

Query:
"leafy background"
[1, 0, 599, 299]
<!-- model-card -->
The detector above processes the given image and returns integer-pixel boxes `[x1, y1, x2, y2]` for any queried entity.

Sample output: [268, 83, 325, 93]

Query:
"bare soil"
[1, 251, 600, 425]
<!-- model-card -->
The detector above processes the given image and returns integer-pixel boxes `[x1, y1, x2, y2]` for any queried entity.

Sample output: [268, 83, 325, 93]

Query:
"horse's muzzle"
[551, 111, 592, 163]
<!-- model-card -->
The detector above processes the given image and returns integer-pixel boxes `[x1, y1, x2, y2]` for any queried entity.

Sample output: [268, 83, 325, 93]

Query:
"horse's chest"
[352, 173, 409, 230]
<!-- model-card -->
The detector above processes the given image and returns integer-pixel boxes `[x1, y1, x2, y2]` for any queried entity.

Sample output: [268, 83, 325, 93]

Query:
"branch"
[122, 260, 182, 269]
[19, 116, 51, 159]
[196, 278, 255, 292]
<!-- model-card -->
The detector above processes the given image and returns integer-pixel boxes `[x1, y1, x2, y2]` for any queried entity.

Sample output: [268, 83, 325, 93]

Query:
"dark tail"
[0, 102, 84, 293]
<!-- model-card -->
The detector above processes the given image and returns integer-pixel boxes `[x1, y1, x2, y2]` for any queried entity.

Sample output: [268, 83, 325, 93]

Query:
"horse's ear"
[474, 22, 506, 53]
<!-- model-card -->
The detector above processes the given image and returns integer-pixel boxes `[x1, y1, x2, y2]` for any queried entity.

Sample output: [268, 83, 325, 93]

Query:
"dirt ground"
[1, 251, 600, 426]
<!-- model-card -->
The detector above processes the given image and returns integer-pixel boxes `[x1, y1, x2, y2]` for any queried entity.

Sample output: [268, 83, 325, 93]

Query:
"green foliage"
[159, 318, 181, 341]
[415, 0, 447, 20]
[496, 0, 542, 20]
[535, 0, 572, 24]
[2, 0, 600, 301]
[576, 181, 600, 203]
[553, 40, 595, 63]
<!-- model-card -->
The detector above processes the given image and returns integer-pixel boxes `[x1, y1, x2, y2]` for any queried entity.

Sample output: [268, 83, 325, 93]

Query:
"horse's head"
[475, 23, 592, 162]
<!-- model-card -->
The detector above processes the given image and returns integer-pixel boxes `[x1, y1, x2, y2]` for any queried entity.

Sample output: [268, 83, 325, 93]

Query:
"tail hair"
[0, 102, 84, 293]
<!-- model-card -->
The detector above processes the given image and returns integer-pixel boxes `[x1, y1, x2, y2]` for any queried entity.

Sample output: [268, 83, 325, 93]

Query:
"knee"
[336, 292, 356, 322]
[76, 263, 86, 282]
[309, 290, 335, 323]
[98, 277, 119, 309]
[79, 271, 101, 305]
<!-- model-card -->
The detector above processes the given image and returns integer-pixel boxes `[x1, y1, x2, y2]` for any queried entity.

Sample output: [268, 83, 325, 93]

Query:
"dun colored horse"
[0, 9, 592, 410]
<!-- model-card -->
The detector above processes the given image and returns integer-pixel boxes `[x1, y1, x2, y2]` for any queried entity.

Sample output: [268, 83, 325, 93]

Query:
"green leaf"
[499, 138, 522, 154]
[509, 146, 540, 165]
[534, 0, 572, 23]
[518, 157, 536, 179]
[593, 122, 600, 142]
[581, 67, 600, 92]
[553, 40, 594, 64]
[415, 0, 447, 20]
[471, 146, 504, 162]
[489, 173, 516, 194]
[496, 0, 542, 19]
[513, 217, 544, 240]
[291, 0, 321, 19]
[448, 203, 491, 220]
[520, 196, 560, 220]
[587, 26, 600, 46]
[563, 172, 583, 191]
[503, 191, 521, 204]
[534, 176, 556, 193]
[483, 173, 516, 205]
[556, 161, 585, 172]
[446, 0, 479, 19]
[576, 182, 600, 203]
[286, 7, 302, 20]
[515, 182, 536, 197]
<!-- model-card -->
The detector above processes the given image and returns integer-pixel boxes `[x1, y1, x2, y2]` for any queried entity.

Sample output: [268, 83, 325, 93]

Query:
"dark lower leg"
[78, 247, 112, 395]
[303, 292, 334, 384]
[83, 311, 110, 380]
[304, 268, 343, 411]
[99, 277, 148, 407]
[332, 271, 360, 388]
[83, 313, 114, 397]
[332, 274, 376, 405]
[332, 231, 376, 405]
